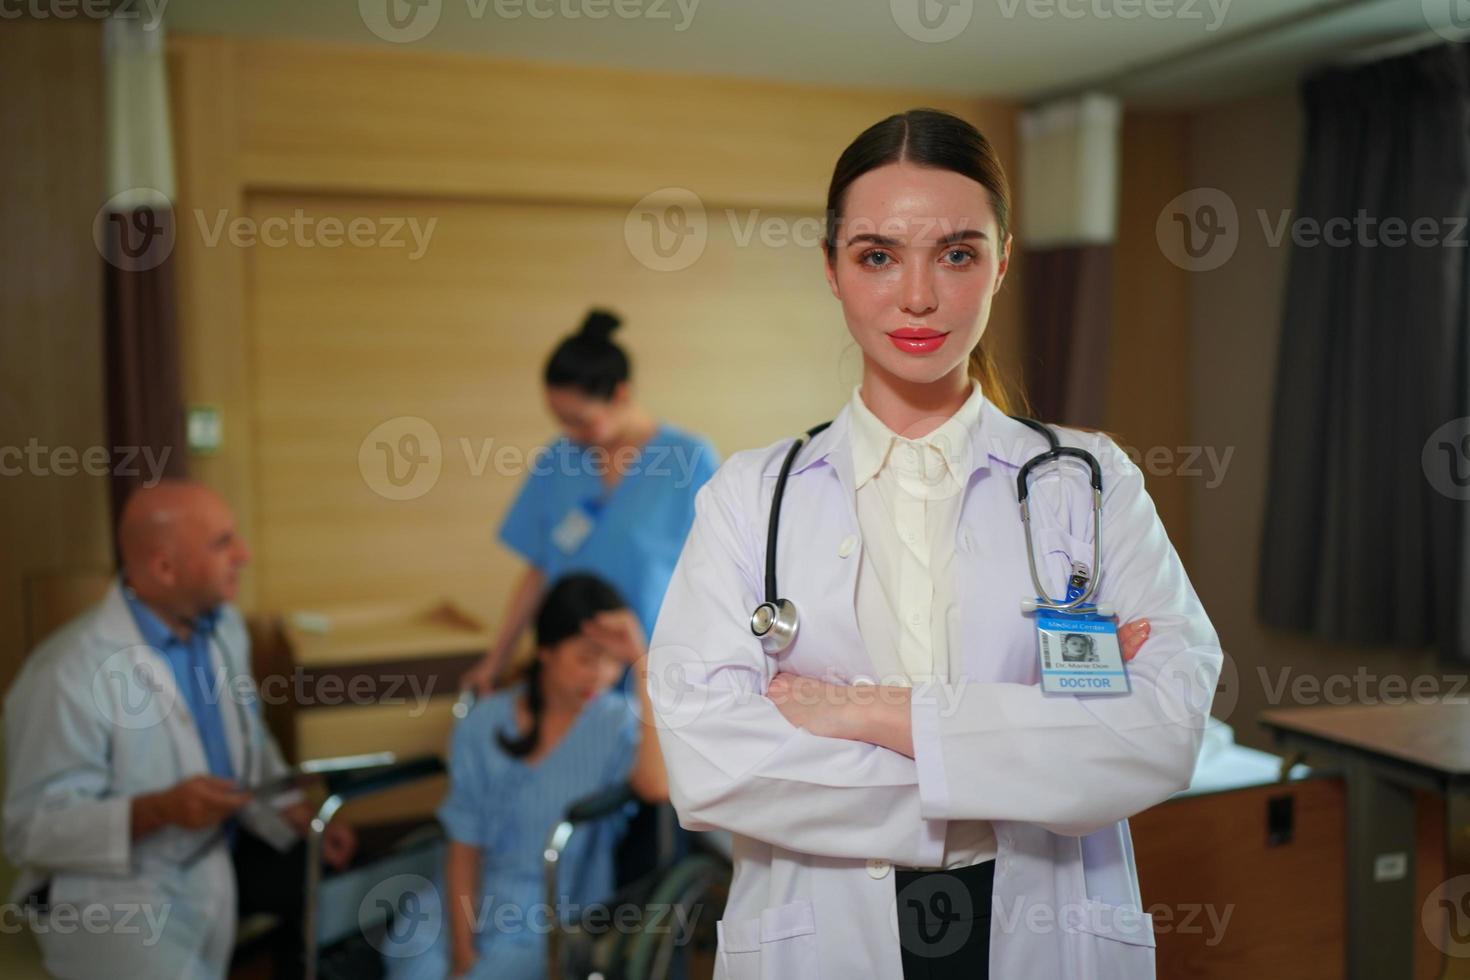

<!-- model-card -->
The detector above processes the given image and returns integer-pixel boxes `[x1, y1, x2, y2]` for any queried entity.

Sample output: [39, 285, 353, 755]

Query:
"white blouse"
[848, 378, 997, 868]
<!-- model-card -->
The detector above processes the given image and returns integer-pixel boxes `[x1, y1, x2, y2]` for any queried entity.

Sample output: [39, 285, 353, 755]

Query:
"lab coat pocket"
[716, 898, 819, 980]
[1073, 898, 1156, 980]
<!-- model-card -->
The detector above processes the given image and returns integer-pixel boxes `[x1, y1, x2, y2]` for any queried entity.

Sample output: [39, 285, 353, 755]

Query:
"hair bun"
[579, 309, 621, 343]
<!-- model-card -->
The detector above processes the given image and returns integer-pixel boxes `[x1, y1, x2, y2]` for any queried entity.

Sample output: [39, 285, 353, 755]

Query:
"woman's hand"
[1120, 618, 1150, 661]
[765, 673, 859, 739]
[582, 608, 648, 667]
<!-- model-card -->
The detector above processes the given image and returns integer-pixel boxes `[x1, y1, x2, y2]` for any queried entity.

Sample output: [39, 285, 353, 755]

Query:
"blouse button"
[867, 858, 892, 879]
[838, 534, 857, 558]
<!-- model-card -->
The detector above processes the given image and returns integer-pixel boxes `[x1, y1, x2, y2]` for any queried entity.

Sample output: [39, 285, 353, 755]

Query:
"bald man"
[3, 481, 353, 980]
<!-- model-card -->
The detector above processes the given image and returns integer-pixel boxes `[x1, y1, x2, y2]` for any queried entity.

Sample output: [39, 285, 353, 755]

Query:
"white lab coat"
[2, 582, 295, 980]
[649, 397, 1222, 979]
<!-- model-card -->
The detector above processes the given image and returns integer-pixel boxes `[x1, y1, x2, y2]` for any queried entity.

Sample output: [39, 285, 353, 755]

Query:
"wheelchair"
[542, 782, 730, 980]
[281, 755, 730, 980]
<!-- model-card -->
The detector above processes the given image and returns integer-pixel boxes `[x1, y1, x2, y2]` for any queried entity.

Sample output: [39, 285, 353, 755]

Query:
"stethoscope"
[749, 416, 1111, 656]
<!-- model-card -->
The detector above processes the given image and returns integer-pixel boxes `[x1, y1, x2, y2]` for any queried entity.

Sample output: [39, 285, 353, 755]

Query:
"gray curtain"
[1258, 43, 1470, 660]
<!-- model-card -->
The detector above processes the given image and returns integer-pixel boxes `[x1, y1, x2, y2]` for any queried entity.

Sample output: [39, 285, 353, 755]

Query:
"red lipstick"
[887, 327, 948, 354]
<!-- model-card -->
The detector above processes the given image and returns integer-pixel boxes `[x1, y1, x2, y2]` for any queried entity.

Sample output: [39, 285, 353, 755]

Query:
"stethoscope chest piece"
[750, 598, 799, 655]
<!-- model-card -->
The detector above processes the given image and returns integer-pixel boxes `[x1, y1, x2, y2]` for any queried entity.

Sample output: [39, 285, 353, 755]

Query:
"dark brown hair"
[498, 573, 627, 758]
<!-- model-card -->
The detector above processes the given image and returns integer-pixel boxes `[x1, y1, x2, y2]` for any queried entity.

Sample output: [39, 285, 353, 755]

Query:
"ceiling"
[157, 0, 1459, 107]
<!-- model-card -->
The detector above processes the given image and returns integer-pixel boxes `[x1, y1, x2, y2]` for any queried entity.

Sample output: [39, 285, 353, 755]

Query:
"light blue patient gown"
[383, 684, 639, 980]
[498, 422, 719, 641]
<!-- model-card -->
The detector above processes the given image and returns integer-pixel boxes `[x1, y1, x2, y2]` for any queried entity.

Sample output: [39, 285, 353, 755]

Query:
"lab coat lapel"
[211, 627, 251, 787]
[95, 582, 211, 778]
[770, 408, 889, 683]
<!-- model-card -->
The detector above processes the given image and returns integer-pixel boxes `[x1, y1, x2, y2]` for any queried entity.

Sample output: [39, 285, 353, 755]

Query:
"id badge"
[1036, 610, 1130, 695]
[551, 501, 597, 555]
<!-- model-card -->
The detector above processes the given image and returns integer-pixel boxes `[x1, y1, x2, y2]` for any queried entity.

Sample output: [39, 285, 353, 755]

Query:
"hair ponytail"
[543, 309, 630, 401]
[967, 344, 1028, 418]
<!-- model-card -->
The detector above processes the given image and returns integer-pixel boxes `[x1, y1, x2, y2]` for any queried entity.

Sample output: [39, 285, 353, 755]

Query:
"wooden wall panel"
[245, 192, 851, 617]
[1109, 111, 1193, 559]
[166, 35, 1024, 625]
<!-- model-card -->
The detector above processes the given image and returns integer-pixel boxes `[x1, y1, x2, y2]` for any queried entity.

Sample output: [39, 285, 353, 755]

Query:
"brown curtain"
[1021, 244, 1114, 427]
[101, 203, 187, 531]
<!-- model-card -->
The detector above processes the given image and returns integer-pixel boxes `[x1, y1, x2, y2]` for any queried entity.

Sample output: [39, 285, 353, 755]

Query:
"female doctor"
[647, 108, 1222, 979]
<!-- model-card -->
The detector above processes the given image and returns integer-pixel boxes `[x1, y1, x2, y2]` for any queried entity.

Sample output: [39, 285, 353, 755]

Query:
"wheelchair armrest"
[564, 781, 636, 824]
[322, 755, 446, 804]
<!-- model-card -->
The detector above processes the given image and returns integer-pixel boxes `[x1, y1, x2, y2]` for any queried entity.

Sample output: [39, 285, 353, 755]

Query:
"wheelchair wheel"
[622, 854, 729, 980]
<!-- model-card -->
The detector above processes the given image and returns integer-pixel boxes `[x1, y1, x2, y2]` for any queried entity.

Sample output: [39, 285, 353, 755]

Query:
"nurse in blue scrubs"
[461, 310, 720, 695]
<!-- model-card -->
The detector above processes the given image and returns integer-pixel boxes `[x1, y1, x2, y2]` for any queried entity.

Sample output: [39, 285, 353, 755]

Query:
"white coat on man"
[3, 581, 296, 980]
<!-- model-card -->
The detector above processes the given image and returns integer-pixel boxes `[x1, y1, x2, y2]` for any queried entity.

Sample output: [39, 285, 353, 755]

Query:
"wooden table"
[1260, 702, 1470, 980]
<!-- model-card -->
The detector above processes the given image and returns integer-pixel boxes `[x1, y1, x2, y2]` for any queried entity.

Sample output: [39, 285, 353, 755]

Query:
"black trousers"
[894, 859, 994, 980]
[233, 827, 309, 979]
